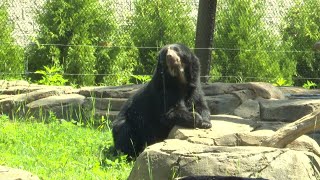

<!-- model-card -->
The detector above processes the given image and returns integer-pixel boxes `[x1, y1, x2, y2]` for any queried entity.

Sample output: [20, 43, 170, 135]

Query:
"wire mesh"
[1, 0, 319, 86]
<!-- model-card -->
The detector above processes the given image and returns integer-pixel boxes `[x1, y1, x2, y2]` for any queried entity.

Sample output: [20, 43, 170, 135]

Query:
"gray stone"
[206, 94, 241, 114]
[0, 166, 40, 180]
[259, 99, 320, 122]
[0, 95, 12, 100]
[168, 115, 255, 141]
[82, 97, 126, 111]
[0, 89, 63, 117]
[26, 94, 85, 121]
[234, 99, 260, 120]
[0, 86, 42, 95]
[6, 80, 30, 87]
[27, 94, 85, 109]
[79, 84, 142, 98]
[169, 115, 320, 153]
[203, 82, 284, 99]
[231, 89, 256, 102]
[129, 140, 320, 180]
[279, 86, 320, 96]
[91, 109, 119, 122]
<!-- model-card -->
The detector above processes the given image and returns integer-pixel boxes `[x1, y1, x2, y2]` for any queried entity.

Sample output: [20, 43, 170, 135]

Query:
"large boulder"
[259, 99, 320, 122]
[203, 82, 286, 117]
[129, 140, 320, 180]
[203, 82, 285, 99]
[129, 115, 320, 180]
[206, 95, 241, 115]
[26, 94, 86, 121]
[0, 89, 63, 117]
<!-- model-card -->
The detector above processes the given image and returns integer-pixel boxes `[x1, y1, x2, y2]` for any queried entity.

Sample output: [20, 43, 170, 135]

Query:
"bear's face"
[165, 46, 186, 83]
[158, 44, 197, 84]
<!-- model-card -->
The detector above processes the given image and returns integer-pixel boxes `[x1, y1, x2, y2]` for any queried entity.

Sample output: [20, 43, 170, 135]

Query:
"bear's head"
[156, 43, 200, 86]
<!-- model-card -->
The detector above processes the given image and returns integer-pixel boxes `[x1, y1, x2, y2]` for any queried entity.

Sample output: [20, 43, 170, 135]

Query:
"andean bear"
[112, 43, 212, 157]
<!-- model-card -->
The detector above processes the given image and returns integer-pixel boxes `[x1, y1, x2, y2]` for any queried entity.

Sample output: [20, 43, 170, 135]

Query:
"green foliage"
[212, 0, 296, 83]
[0, 2, 24, 79]
[0, 116, 133, 179]
[26, 0, 137, 86]
[129, 0, 196, 74]
[303, 80, 317, 89]
[273, 77, 293, 87]
[282, 0, 320, 86]
[35, 65, 68, 85]
[131, 74, 152, 84]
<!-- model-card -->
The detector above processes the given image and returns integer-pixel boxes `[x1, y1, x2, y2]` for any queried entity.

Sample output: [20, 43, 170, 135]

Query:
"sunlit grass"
[0, 115, 133, 180]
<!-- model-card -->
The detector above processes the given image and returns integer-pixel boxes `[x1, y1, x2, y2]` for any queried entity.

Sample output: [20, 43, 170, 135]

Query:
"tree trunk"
[195, 0, 217, 83]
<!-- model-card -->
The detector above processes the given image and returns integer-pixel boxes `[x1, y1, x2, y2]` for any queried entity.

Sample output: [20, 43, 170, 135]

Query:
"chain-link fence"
[2, 0, 320, 86]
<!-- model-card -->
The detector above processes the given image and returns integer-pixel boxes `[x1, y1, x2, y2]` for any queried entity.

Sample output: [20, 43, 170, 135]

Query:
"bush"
[211, 0, 296, 83]
[0, 2, 24, 79]
[26, 0, 137, 86]
[282, 0, 320, 86]
[129, 0, 196, 74]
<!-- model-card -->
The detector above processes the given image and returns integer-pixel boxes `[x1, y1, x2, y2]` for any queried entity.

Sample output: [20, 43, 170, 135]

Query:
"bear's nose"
[166, 53, 173, 58]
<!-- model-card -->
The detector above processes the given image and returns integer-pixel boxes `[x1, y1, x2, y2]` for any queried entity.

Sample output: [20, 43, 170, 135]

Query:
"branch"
[261, 109, 320, 148]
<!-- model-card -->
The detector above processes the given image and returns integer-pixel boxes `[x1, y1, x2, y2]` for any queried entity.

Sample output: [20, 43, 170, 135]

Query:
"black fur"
[112, 44, 212, 157]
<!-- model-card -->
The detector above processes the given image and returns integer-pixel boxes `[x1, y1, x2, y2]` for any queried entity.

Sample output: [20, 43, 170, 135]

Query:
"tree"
[26, 0, 137, 86]
[130, 0, 196, 75]
[195, 0, 217, 83]
[0, 2, 24, 79]
[282, 0, 320, 86]
[211, 0, 295, 83]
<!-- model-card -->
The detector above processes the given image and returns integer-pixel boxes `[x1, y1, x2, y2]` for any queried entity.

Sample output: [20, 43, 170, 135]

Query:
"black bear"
[112, 43, 212, 157]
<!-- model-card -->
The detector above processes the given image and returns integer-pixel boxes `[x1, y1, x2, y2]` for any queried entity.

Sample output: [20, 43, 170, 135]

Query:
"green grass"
[0, 115, 133, 180]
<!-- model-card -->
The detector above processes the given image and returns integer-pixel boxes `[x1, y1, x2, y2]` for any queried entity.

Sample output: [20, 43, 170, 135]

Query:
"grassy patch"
[0, 115, 133, 179]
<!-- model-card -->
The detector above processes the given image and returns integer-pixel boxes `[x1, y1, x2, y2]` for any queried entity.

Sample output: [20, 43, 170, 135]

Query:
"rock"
[234, 100, 260, 120]
[279, 86, 320, 96]
[168, 115, 255, 141]
[231, 90, 256, 103]
[82, 97, 126, 111]
[79, 84, 142, 98]
[0, 166, 40, 180]
[259, 99, 320, 122]
[87, 109, 119, 122]
[27, 94, 85, 109]
[6, 80, 30, 87]
[0, 86, 42, 95]
[129, 139, 320, 180]
[206, 95, 241, 115]
[26, 94, 85, 121]
[169, 115, 320, 154]
[131, 115, 320, 179]
[0, 89, 63, 117]
[0, 95, 12, 100]
[203, 82, 284, 99]
[247, 82, 285, 99]
[0, 80, 7, 88]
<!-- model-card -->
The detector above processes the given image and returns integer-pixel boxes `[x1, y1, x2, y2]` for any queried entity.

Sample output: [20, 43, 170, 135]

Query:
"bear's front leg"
[160, 101, 210, 129]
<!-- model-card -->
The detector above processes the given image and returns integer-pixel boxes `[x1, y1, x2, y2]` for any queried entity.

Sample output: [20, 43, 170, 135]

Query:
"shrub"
[26, 0, 137, 86]
[211, 0, 296, 83]
[0, 2, 24, 79]
[129, 0, 196, 74]
[281, 0, 320, 86]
